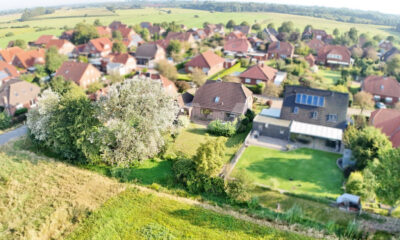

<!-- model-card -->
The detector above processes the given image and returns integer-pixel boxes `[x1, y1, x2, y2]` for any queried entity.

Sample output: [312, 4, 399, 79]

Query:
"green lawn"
[234, 146, 343, 198]
[210, 62, 242, 80]
[318, 69, 342, 87]
[67, 188, 311, 240]
[170, 123, 248, 163]
[1, 7, 399, 47]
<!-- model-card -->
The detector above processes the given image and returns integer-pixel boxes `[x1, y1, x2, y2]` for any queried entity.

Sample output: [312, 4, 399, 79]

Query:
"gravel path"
[0, 125, 28, 146]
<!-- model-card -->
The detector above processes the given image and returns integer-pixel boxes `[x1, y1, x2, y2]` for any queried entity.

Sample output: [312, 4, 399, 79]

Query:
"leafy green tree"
[49, 75, 85, 97]
[14, 39, 27, 49]
[112, 30, 123, 40]
[72, 22, 99, 44]
[97, 78, 179, 166]
[225, 170, 254, 201]
[155, 60, 178, 81]
[333, 28, 340, 37]
[372, 148, 400, 216]
[0, 111, 12, 130]
[344, 126, 392, 170]
[193, 137, 226, 176]
[348, 27, 359, 44]
[353, 91, 374, 114]
[166, 40, 181, 56]
[387, 36, 395, 42]
[87, 81, 103, 94]
[278, 21, 294, 33]
[112, 41, 127, 54]
[267, 23, 275, 29]
[252, 23, 261, 31]
[93, 19, 102, 26]
[45, 46, 67, 73]
[226, 20, 236, 29]
[191, 68, 207, 87]
[385, 55, 400, 79]
[140, 28, 150, 41]
[240, 21, 249, 26]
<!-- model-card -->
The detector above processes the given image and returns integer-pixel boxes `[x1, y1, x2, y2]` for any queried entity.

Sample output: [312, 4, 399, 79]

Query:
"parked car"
[375, 102, 386, 109]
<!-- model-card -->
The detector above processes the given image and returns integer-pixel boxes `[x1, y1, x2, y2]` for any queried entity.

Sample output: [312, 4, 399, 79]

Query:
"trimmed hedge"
[207, 120, 236, 137]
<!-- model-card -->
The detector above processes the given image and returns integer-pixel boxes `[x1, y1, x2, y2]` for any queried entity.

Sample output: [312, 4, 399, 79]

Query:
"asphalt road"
[0, 125, 28, 146]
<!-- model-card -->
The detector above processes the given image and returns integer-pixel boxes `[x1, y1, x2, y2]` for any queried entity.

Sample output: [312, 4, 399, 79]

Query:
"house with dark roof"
[185, 50, 224, 76]
[370, 109, 400, 148]
[109, 21, 127, 31]
[362, 76, 400, 104]
[135, 43, 166, 68]
[267, 41, 294, 59]
[46, 39, 76, 56]
[239, 63, 278, 85]
[307, 39, 325, 54]
[261, 28, 278, 43]
[252, 86, 349, 152]
[0, 78, 40, 115]
[55, 61, 101, 89]
[224, 38, 252, 54]
[60, 30, 74, 41]
[379, 40, 393, 54]
[0, 61, 19, 83]
[233, 25, 251, 36]
[317, 45, 352, 67]
[191, 81, 253, 122]
[382, 47, 400, 62]
[302, 27, 331, 43]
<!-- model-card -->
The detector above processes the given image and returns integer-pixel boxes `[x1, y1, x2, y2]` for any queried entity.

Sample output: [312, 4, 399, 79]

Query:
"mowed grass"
[234, 146, 343, 198]
[0, 141, 126, 240]
[318, 69, 342, 86]
[0, 7, 399, 47]
[67, 188, 312, 240]
[170, 123, 248, 163]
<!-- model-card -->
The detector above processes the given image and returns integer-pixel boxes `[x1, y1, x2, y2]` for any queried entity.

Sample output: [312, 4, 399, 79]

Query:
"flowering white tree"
[98, 77, 179, 166]
[27, 89, 60, 142]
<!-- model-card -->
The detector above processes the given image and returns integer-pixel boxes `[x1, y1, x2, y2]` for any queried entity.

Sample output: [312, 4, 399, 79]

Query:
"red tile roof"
[45, 39, 74, 49]
[224, 39, 251, 53]
[14, 49, 45, 69]
[0, 78, 40, 107]
[96, 26, 112, 37]
[89, 37, 112, 52]
[185, 50, 224, 69]
[0, 47, 24, 64]
[225, 31, 246, 40]
[305, 54, 316, 67]
[108, 53, 135, 65]
[370, 109, 400, 147]
[317, 45, 351, 64]
[165, 32, 193, 42]
[307, 39, 325, 53]
[362, 76, 400, 98]
[117, 26, 135, 40]
[239, 64, 277, 82]
[55, 61, 98, 86]
[0, 61, 19, 82]
[34, 35, 57, 45]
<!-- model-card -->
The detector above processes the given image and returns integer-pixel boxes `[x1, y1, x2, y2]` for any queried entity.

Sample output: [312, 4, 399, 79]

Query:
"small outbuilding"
[336, 193, 362, 212]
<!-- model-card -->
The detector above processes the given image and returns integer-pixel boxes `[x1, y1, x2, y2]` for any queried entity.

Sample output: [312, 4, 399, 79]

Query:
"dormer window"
[214, 96, 220, 103]
[293, 107, 299, 114]
[380, 84, 384, 90]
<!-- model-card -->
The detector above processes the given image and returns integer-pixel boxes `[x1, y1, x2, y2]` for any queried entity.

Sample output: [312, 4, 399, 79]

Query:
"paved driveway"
[0, 125, 28, 146]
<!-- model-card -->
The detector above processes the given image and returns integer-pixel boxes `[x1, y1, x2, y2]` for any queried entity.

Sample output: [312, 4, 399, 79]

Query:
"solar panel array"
[295, 93, 325, 107]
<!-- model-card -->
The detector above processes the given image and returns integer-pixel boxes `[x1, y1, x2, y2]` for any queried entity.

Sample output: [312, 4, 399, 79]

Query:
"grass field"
[234, 146, 343, 198]
[67, 188, 311, 240]
[0, 141, 126, 240]
[0, 7, 399, 47]
[169, 123, 248, 163]
[318, 69, 342, 86]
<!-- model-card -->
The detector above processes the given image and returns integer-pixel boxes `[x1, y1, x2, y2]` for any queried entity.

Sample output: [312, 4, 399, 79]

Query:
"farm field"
[67, 188, 312, 240]
[0, 7, 399, 47]
[233, 146, 343, 198]
[169, 123, 248, 163]
[0, 141, 126, 240]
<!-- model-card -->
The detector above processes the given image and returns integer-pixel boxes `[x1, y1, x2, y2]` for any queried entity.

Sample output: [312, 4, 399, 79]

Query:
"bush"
[14, 108, 28, 116]
[207, 120, 236, 137]
[175, 81, 190, 92]
[346, 171, 364, 196]
[0, 111, 12, 130]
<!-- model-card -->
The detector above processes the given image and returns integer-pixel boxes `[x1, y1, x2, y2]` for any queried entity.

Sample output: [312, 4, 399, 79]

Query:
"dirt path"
[134, 185, 336, 240]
